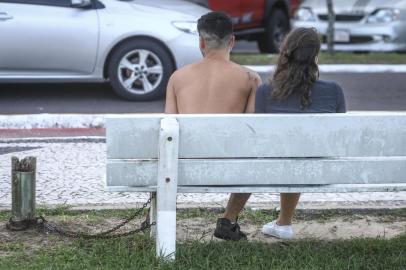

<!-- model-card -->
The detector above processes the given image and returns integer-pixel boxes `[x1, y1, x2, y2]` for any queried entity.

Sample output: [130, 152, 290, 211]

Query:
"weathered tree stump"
[6, 156, 37, 231]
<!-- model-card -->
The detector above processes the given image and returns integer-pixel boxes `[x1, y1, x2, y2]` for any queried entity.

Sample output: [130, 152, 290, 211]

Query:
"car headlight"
[367, 9, 400, 23]
[172, 21, 198, 34]
[294, 8, 316, 21]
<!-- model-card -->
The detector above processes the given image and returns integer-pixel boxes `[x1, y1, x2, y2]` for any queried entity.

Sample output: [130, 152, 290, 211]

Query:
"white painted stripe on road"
[245, 64, 406, 73]
[0, 112, 405, 130]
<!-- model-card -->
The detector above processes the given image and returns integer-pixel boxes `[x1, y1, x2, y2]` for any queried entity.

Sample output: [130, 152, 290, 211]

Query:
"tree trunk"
[326, 0, 335, 54]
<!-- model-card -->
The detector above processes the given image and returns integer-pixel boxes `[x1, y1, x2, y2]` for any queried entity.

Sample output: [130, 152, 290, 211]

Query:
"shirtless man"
[165, 11, 261, 241]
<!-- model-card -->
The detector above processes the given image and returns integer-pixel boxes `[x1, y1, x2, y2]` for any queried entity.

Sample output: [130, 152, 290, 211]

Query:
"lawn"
[1, 234, 405, 269]
[231, 52, 406, 65]
[1, 208, 406, 270]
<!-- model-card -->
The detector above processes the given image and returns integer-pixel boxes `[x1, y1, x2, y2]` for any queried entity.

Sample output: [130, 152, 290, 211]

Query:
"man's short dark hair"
[197, 12, 233, 49]
[197, 11, 233, 39]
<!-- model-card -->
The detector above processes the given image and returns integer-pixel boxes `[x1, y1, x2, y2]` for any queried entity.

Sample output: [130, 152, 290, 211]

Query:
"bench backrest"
[106, 113, 406, 187]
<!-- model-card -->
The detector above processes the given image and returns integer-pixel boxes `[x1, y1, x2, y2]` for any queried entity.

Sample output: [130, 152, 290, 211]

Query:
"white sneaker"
[262, 221, 294, 239]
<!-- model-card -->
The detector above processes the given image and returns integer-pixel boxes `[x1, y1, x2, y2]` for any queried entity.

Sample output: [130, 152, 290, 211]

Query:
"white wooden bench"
[106, 113, 406, 260]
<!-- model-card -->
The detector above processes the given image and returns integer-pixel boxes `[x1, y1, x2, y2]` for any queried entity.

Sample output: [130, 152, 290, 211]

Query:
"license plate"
[334, 30, 350, 42]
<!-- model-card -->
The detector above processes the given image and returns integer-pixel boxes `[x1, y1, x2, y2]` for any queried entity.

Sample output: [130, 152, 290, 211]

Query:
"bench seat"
[106, 113, 406, 259]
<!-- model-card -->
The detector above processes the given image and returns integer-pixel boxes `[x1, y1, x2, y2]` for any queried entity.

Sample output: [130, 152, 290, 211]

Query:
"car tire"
[257, 9, 290, 54]
[108, 39, 175, 101]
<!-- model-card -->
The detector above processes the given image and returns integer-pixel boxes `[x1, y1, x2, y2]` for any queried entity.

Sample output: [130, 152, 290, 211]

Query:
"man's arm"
[165, 74, 178, 114]
[245, 71, 262, 113]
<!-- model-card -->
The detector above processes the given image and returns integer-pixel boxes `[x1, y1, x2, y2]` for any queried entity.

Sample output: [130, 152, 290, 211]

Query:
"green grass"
[0, 211, 9, 220]
[0, 242, 26, 252]
[34, 205, 149, 221]
[3, 207, 406, 223]
[177, 207, 279, 225]
[1, 208, 406, 269]
[231, 52, 406, 65]
[179, 207, 406, 224]
[1, 233, 405, 269]
[0, 208, 406, 270]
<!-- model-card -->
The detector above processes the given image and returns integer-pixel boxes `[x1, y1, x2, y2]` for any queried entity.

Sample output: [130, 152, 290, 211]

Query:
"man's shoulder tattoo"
[247, 71, 259, 82]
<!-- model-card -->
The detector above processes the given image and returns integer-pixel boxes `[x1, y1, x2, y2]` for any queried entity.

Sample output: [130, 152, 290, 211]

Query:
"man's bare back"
[165, 57, 261, 114]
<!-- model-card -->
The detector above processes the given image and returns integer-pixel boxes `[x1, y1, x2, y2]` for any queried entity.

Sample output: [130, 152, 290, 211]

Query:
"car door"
[0, 0, 99, 77]
[208, 0, 242, 26]
[239, 0, 264, 28]
[207, 0, 264, 30]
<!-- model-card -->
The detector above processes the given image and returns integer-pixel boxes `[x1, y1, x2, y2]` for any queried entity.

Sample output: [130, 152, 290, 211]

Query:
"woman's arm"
[255, 85, 268, 113]
[335, 83, 347, 113]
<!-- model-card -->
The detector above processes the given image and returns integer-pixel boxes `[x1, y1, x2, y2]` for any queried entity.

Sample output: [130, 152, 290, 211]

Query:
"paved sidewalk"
[1, 137, 406, 210]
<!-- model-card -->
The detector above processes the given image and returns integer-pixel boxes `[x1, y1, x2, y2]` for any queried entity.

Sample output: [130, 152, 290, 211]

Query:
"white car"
[293, 0, 406, 52]
[0, 0, 208, 100]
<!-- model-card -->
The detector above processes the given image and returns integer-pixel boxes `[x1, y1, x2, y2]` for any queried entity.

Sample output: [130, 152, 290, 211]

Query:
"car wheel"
[108, 39, 174, 101]
[257, 9, 290, 54]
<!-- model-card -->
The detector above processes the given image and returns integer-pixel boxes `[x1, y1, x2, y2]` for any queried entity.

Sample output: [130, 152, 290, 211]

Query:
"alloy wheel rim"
[118, 49, 164, 95]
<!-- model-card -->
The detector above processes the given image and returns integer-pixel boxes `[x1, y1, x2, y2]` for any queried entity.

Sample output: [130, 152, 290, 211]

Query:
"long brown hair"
[270, 27, 321, 109]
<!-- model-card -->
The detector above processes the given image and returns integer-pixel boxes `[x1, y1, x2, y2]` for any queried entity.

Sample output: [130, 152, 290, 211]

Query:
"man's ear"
[199, 36, 206, 51]
[229, 35, 235, 51]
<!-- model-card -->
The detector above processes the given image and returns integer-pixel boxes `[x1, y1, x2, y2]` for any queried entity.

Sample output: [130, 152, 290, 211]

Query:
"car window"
[0, 0, 73, 8]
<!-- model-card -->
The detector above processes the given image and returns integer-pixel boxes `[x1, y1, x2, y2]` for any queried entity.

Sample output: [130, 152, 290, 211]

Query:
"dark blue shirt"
[255, 80, 346, 113]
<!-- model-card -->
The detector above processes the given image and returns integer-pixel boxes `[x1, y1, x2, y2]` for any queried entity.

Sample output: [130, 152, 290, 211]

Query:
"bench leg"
[156, 117, 179, 260]
[156, 190, 177, 260]
[149, 192, 157, 239]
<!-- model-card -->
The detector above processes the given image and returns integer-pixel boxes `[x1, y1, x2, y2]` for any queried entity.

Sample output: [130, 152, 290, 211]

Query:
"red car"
[187, 0, 301, 53]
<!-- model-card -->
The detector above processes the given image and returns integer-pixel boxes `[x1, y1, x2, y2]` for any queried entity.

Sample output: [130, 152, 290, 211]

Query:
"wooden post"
[7, 157, 37, 230]
[326, 0, 335, 54]
[156, 118, 179, 260]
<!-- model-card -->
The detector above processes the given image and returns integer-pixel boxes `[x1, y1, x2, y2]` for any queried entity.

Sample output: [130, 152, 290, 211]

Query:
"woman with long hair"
[256, 27, 346, 239]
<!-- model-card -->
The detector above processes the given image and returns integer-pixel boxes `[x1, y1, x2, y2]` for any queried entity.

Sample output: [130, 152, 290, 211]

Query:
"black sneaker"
[213, 218, 247, 241]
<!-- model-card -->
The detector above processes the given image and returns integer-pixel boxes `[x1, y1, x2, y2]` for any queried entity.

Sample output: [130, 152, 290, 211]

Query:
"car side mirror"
[71, 0, 92, 8]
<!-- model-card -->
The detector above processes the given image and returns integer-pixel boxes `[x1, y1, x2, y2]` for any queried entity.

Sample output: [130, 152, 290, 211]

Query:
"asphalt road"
[1, 72, 405, 114]
[1, 39, 405, 114]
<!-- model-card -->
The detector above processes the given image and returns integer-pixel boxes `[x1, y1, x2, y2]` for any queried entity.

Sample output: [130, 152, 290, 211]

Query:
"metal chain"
[36, 197, 155, 240]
